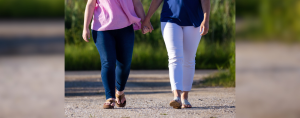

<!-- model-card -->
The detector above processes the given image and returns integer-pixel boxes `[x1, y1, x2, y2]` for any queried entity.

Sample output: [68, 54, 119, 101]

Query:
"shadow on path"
[190, 106, 235, 109]
[65, 91, 171, 97]
[74, 106, 235, 110]
[65, 81, 171, 97]
[112, 106, 235, 110]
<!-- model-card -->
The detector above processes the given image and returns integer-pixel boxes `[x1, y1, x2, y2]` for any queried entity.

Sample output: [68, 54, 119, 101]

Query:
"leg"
[182, 26, 201, 92]
[114, 25, 135, 104]
[181, 91, 189, 100]
[181, 26, 202, 108]
[161, 22, 184, 95]
[92, 30, 116, 103]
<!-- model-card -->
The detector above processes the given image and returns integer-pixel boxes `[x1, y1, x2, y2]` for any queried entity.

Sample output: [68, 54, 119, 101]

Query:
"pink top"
[91, 0, 141, 31]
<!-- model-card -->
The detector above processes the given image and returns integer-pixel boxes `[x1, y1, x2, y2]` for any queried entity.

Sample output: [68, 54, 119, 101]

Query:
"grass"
[195, 46, 235, 87]
[65, 40, 234, 70]
[0, 0, 64, 18]
[89, 114, 95, 118]
[197, 71, 235, 87]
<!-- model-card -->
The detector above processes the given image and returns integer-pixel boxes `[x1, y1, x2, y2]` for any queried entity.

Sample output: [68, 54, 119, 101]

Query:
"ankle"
[173, 90, 182, 97]
[107, 98, 115, 101]
[116, 90, 124, 95]
[174, 96, 181, 101]
[181, 97, 188, 100]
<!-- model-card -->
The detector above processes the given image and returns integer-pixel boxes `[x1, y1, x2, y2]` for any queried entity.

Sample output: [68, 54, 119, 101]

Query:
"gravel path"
[65, 70, 235, 118]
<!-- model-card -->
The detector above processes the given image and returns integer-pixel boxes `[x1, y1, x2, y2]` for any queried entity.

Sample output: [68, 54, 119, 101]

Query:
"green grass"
[197, 71, 235, 87]
[0, 0, 64, 18]
[65, 40, 234, 70]
[195, 46, 235, 87]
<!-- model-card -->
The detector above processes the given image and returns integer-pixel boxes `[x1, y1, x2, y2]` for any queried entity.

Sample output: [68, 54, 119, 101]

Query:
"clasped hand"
[141, 19, 153, 34]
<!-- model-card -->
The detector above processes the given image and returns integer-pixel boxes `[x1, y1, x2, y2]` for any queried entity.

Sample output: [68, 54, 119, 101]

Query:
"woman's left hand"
[200, 21, 209, 36]
[141, 18, 154, 34]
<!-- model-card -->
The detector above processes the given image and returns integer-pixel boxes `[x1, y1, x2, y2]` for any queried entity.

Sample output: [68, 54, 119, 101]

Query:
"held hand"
[82, 28, 90, 42]
[141, 18, 154, 34]
[200, 21, 209, 36]
[143, 26, 150, 34]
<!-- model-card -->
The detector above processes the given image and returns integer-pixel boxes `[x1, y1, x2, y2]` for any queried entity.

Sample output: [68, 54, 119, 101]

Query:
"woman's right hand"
[82, 28, 90, 42]
[141, 18, 154, 34]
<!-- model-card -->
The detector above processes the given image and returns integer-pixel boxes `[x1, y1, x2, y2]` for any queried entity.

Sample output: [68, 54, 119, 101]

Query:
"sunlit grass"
[65, 40, 234, 70]
[195, 44, 235, 87]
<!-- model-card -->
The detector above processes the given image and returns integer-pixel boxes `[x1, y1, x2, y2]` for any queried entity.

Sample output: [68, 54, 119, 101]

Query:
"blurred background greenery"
[65, 0, 236, 70]
[236, 0, 300, 42]
[0, 0, 64, 18]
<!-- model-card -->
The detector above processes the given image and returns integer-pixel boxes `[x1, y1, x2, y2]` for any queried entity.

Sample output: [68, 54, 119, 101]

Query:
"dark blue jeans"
[92, 25, 134, 99]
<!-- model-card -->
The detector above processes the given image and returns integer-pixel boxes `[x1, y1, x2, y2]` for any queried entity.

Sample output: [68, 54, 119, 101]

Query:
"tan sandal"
[169, 100, 182, 109]
[115, 93, 126, 107]
[181, 99, 192, 108]
[103, 99, 115, 109]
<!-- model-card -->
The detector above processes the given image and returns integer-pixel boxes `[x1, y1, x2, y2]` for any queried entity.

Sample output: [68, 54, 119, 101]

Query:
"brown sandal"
[103, 99, 115, 109]
[115, 93, 126, 107]
[169, 100, 182, 109]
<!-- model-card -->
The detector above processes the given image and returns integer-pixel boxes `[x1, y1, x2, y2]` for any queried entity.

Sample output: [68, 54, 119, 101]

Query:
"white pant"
[161, 22, 202, 91]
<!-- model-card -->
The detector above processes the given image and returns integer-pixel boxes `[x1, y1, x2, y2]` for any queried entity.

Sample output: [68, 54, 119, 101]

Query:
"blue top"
[160, 0, 204, 27]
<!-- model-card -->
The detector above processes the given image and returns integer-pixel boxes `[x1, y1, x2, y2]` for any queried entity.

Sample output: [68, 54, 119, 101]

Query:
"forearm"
[145, 0, 163, 20]
[83, 0, 96, 29]
[201, 0, 210, 22]
[133, 0, 146, 21]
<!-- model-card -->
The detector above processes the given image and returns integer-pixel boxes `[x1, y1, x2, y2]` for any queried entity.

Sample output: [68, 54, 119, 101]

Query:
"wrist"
[144, 16, 151, 22]
[140, 17, 145, 22]
[202, 18, 209, 24]
[84, 27, 89, 30]
[203, 13, 210, 21]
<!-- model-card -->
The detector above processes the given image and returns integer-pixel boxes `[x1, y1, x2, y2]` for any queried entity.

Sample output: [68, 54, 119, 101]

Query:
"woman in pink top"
[82, 0, 152, 109]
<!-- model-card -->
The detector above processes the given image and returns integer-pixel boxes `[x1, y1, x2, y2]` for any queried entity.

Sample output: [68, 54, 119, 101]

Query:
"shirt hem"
[160, 19, 196, 27]
[92, 24, 133, 31]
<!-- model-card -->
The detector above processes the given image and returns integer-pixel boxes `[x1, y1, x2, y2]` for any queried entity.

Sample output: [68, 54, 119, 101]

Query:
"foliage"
[195, 42, 235, 87]
[65, 40, 234, 70]
[0, 0, 64, 18]
[236, 0, 300, 42]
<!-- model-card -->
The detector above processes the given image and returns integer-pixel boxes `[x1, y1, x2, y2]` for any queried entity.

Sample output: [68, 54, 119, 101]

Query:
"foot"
[169, 97, 182, 109]
[104, 98, 115, 107]
[116, 90, 126, 105]
[181, 99, 192, 108]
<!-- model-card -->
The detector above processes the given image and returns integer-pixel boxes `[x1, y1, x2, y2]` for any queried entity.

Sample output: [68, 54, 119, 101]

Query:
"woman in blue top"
[142, 0, 210, 109]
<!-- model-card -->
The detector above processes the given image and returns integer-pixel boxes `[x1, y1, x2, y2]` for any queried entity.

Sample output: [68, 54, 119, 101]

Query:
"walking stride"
[142, 0, 211, 109]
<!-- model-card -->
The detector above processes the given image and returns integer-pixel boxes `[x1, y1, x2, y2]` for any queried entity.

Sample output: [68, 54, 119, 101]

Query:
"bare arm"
[145, 0, 163, 22]
[200, 0, 210, 36]
[133, 0, 146, 22]
[82, 0, 96, 42]
[142, 0, 163, 32]
[133, 0, 149, 33]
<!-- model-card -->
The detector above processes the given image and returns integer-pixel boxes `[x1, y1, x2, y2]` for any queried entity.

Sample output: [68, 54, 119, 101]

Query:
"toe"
[115, 98, 120, 104]
[121, 98, 126, 104]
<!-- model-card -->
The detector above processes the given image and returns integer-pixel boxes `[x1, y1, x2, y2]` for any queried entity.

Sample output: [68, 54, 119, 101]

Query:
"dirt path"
[65, 70, 235, 118]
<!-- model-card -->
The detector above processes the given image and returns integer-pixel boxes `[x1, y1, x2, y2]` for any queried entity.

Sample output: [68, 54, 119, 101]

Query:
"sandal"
[181, 99, 192, 108]
[115, 93, 126, 107]
[103, 99, 115, 109]
[169, 97, 182, 109]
